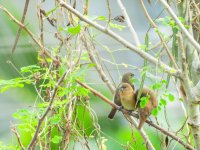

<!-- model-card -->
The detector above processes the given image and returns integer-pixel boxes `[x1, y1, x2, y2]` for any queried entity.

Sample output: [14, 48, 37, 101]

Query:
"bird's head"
[121, 72, 134, 83]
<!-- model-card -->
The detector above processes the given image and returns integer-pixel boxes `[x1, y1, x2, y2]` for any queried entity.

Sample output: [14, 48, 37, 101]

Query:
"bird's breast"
[120, 94, 135, 110]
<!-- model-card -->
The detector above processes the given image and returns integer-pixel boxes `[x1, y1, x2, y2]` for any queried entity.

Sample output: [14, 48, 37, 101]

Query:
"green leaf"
[157, 105, 162, 111]
[49, 114, 61, 125]
[152, 108, 158, 116]
[1, 83, 24, 93]
[151, 82, 162, 90]
[109, 22, 126, 31]
[65, 25, 81, 35]
[51, 135, 62, 144]
[168, 93, 174, 102]
[45, 6, 59, 17]
[20, 65, 40, 73]
[13, 109, 32, 121]
[160, 98, 167, 106]
[97, 16, 107, 21]
[139, 96, 150, 108]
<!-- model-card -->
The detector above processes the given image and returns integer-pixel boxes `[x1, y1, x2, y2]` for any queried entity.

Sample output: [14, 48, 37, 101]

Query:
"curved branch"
[12, 0, 30, 53]
[117, 0, 140, 46]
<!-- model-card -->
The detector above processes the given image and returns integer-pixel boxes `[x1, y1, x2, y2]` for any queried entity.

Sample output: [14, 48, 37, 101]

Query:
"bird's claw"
[118, 106, 123, 111]
[128, 110, 133, 115]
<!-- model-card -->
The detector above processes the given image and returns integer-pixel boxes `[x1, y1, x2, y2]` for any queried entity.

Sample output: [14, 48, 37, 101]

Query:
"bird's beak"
[119, 87, 124, 93]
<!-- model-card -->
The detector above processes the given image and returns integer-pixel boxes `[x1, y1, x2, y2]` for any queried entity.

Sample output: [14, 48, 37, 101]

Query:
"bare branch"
[12, 0, 30, 53]
[117, 0, 140, 46]
[11, 126, 25, 150]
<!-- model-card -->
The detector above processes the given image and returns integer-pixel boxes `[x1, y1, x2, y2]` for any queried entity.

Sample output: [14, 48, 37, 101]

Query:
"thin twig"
[124, 115, 155, 150]
[11, 126, 25, 150]
[12, 0, 30, 53]
[0, 5, 43, 50]
[117, 0, 140, 46]
[80, 32, 115, 93]
[76, 79, 195, 150]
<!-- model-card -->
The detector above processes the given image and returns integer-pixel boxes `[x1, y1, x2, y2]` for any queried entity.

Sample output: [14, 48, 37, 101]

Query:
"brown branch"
[80, 33, 115, 93]
[40, 8, 56, 27]
[76, 79, 195, 150]
[27, 70, 68, 149]
[11, 126, 25, 150]
[12, 0, 30, 53]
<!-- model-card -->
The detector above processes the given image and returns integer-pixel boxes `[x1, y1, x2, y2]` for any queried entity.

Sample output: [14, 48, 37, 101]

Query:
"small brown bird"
[136, 88, 157, 130]
[108, 72, 135, 119]
[119, 83, 136, 111]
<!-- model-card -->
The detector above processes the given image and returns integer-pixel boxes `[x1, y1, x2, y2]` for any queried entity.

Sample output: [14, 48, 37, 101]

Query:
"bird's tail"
[108, 108, 117, 119]
[138, 115, 147, 130]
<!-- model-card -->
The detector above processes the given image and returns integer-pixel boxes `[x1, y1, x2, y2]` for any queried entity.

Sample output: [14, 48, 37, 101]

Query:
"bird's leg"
[118, 105, 124, 111]
[127, 110, 133, 115]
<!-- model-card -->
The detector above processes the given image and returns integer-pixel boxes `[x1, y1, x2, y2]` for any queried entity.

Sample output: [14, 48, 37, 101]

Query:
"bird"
[135, 88, 157, 130]
[118, 83, 136, 111]
[108, 72, 135, 119]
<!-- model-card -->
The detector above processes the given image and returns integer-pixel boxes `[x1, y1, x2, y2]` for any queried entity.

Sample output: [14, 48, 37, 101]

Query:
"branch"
[11, 126, 25, 150]
[117, 0, 140, 46]
[80, 33, 115, 93]
[58, 0, 181, 78]
[27, 70, 68, 149]
[76, 79, 195, 150]
[12, 0, 30, 53]
[158, 0, 200, 53]
[178, 34, 200, 149]
[192, 81, 200, 100]
[125, 115, 155, 150]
